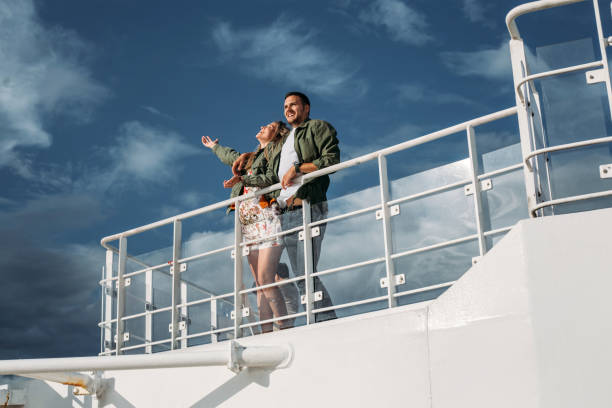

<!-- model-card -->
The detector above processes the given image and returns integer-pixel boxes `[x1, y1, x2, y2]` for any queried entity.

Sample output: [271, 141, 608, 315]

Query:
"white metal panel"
[428, 223, 540, 408]
[521, 208, 612, 407]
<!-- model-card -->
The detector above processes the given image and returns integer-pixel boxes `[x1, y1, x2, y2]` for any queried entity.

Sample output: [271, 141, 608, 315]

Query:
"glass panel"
[329, 300, 388, 319]
[518, 1, 599, 73]
[314, 261, 387, 319]
[475, 118, 521, 175]
[325, 159, 381, 217]
[538, 72, 609, 148]
[124, 271, 146, 317]
[548, 143, 612, 200]
[181, 208, 235, 339]
[317, 210, 384, 271]
[152, 269, 172, 309]
[152, 343, 172, 353]
[125, 224, 174, 266]
[394, 240, 479, 306]
[481, 169, 528, 231]
[123, 316, 146, 350]
[554, 194, 612, 214]
[152, 310, 171, 347]
[391, 186, 476, 254]
[388, 138, 471, 201]
[187, 302, 212, 347]
[181, 208, 234, 259]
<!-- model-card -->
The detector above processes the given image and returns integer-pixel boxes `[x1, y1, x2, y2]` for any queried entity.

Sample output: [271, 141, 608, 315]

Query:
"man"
[235, 91, 340, 322]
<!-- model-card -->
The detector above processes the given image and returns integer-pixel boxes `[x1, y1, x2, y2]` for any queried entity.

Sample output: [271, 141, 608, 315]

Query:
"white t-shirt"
[277, 127, 301, 208]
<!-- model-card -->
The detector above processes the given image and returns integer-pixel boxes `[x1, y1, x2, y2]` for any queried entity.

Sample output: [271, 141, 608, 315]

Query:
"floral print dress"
[238, 170, 283, 250]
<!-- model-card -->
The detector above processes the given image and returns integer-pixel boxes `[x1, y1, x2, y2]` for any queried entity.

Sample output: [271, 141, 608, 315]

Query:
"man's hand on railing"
[201, 136, 218, 149]
[232, 153, 252, 175]
[223, 175, 241, 188]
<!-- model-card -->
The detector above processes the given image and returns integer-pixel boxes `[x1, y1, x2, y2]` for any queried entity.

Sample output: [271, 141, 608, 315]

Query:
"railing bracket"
[380, 274, 405, 288]
[115, 278, 130, 288]
[230, 307, 251, 320]
[465, 179, 492, 196]
[299, 226, 320, 240]
[301, 291, 323, 304]
[600, 163, 612, 178]
[586, 68, 606, 84]
[114, 332, 129, 343]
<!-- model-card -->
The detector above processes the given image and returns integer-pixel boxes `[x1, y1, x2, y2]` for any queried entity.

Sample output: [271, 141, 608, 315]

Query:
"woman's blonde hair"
[245, 121, 289, 169]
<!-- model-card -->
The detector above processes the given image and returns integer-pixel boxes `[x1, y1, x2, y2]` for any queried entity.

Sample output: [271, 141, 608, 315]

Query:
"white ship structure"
[2, 0, 612, 406]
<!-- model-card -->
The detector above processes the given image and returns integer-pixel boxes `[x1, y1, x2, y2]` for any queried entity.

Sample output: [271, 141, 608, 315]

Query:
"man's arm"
[231, 153, 253, 175]
[243, 162, 279, 187]
[281, 121, 340, 188]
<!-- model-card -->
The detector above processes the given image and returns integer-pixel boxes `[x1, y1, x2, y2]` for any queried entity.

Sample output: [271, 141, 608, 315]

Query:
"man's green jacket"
[242, 118, 340, 205]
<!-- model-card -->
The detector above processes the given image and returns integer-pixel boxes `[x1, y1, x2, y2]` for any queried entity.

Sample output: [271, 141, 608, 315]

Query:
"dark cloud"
[0, 194, 105, 359]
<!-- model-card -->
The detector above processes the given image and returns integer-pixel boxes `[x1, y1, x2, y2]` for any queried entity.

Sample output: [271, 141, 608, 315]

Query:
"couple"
[202, 91, 340, 333]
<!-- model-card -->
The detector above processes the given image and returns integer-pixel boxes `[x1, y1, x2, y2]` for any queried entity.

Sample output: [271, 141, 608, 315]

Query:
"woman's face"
[256, 122, 278, 145]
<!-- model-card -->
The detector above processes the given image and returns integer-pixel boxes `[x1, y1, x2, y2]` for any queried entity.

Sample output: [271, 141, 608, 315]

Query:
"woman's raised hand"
[201, 136, 218, 149]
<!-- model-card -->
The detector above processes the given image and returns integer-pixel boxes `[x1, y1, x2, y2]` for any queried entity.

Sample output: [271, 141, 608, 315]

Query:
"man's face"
[284, 95, 310, 127]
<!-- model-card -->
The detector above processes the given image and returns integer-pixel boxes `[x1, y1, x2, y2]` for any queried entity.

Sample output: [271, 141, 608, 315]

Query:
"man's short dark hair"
[285, 91, 310, 106]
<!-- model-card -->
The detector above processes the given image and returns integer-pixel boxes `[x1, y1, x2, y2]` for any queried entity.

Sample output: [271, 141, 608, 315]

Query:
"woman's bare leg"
[257, 245, 288, 328]
[248, 251, 272, 333]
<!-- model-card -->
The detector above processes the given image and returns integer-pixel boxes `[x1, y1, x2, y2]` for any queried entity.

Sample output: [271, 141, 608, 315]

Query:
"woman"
[202, 121, 292, 332]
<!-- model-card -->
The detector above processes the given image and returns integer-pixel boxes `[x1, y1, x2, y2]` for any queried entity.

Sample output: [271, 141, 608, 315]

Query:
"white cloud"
[440, 42, 512, 81]
[83, 121, 198, 191]
[463, 0, 487, 23]
[212, 18, 366, 97]
[358, 0, 432, 45]
[396, 83, 477, 106]
[0, 0, 108, 175]
[141, 105, 173, 120]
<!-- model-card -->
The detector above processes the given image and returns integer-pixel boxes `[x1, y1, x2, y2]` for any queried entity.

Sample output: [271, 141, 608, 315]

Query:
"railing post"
[233, 205, 244, 339]
[170, 219, 182, 350]
[466, 125, 487, 256]
[210, 298, 218, 343]
[509, 38, 540, 217]
[302, 200, 315, 324]
[592, 0, 612, 119]
[115, 237, 127, 356]
[104, 250, 113, 355]
[145, 269, 153, 354]
[180, 281, 188, 349]
[378, 155, 397, 308]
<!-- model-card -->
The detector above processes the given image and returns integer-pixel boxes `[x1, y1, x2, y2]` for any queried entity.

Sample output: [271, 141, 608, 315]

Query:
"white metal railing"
[1, 341, 291, 397]
[100, 106, 523, 355]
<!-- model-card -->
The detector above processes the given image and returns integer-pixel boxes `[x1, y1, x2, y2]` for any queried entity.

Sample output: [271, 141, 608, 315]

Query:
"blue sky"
[0, 0, 606, 359]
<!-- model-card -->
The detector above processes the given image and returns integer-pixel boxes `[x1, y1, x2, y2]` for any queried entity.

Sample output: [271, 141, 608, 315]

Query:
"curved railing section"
[507, 0, 612, 216]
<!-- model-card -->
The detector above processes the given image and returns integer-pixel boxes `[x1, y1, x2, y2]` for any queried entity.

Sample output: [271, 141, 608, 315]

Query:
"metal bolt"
[604, 168, 608, 174]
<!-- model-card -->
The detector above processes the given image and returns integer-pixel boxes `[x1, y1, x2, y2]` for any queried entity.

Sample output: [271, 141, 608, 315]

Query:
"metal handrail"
[524, 135, 612, 171]
[515, 61, 603, 105]
[506, 0, 587, 40]
[530, 189, 612, 216]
